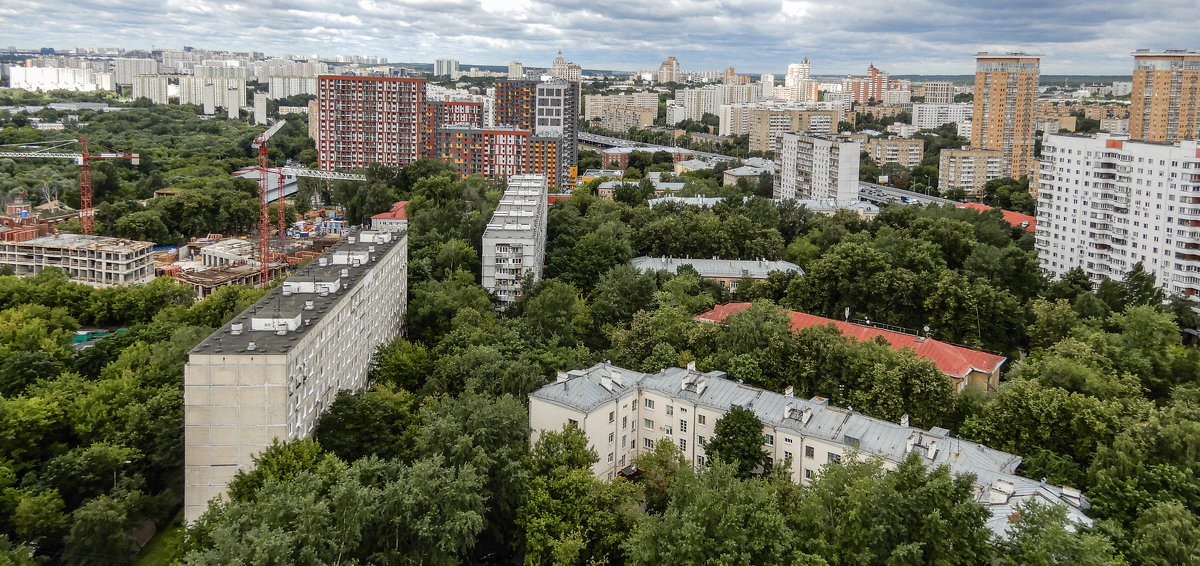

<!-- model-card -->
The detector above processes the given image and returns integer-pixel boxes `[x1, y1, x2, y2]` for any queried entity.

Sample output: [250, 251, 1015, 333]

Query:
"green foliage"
[313, 387, 422, 463]
[527, 425, 598, 478]
[995, 501, 1124, 566]
[62, 495, 136, 566]
[704, 405, 768, 478]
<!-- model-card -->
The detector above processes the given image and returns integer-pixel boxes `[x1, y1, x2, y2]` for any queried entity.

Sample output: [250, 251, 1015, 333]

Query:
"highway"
[578, 132, 740, 163]
[858, 181, 959, 206]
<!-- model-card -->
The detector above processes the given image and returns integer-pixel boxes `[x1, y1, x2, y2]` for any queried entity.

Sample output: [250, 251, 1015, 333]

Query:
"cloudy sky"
[2, 0, 1193, 75]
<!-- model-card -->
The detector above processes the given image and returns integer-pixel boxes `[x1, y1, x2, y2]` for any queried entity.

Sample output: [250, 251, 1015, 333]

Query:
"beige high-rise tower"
[971, 52, 1041, 179]
[1129, 49, 1200, 143]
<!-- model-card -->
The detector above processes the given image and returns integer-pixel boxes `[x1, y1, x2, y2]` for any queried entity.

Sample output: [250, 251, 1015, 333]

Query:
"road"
[858, 181, 959, 206]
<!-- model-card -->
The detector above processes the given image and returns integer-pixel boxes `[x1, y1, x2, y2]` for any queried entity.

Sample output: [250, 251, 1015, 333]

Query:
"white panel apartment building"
[1035, 133, 1200, 299]
[530, 363, 1092, 538]
[183, 230, 408, 522]
[911, 103, 973, 130]
[774, 133, 861, 201]
[0, 234, 154, 286]
[482, 175, 548, 308]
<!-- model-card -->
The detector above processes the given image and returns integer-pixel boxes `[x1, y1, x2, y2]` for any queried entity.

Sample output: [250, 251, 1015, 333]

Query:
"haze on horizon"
[2, 0, 1192, 75]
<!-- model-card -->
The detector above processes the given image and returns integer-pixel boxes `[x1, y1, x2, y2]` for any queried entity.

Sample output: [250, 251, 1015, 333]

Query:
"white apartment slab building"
[911, 103, 974, 130]
[774, 133, 861, 201]
[482, 175, 548, 308]
[0, 234, 154, 286]
[183, 230, 408, 522]
[8, 67, 113, 92]
[530, 363, 1093, 538]
[1035, 133, 1200, 300]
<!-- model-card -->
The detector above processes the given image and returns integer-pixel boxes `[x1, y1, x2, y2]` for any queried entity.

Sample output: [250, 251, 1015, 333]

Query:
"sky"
[1, 0, 1194, 75]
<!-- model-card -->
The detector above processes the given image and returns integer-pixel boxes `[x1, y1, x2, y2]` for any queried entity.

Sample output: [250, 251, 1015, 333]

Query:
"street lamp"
[113, 460, 131, 489]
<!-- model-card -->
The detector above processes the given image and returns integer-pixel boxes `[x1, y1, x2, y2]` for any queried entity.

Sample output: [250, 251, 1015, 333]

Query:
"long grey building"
[481, 175, 548, 308]
[183, 230, 408, 522]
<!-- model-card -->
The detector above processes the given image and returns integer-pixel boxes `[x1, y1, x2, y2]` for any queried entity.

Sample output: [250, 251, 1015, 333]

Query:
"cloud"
[0, 0, 1188, 74]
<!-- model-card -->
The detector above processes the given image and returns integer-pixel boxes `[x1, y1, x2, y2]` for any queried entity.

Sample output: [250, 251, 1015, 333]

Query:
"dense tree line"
[0, 271, 267, 564]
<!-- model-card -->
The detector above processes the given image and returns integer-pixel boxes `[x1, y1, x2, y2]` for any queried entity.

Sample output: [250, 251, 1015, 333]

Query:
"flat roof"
[189, 230, 405, 356]
[630, 256, 803, 279]
[18, 234, 154, 253]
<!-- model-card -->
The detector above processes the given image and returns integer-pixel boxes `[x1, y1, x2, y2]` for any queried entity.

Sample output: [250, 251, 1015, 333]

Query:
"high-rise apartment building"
[482, 174, 548, 307]
[785, 59, 811, 87]
[924, 81, 954, 104]
[434, 58, 459, 78]
[433, 125, 531, 180]
[912, 103, 974, 130]
[550, 51, 582, 83]
[865, 137, 925, 168]
[1129, 50, 1200, 143]
[657, 57, 681, 84]
[183, 230, 408, 522]
[131, 75, 169, 104]
[748, 107, 839, 152]
[508, 60, 524, 79]
[113, 57, 159, 85]
[1035, 133, 1200, 299]
[841, 64, 909, 104]
[774, 133, 861, 201]
[494, 79, 539, 131]
[971, 52, 1041, 179]
[315, 76, 427, 171]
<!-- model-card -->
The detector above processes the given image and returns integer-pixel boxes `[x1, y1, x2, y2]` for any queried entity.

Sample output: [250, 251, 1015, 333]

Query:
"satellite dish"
[923, 325, 931, 333]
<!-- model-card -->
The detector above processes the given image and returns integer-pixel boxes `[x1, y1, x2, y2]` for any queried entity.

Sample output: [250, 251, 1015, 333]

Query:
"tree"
[313, 387, 421, 463]
[527, 424, 598, 478]
[632, 438, 688, 513]
[626, 461, 796, 566]
[519, 467, 642, 566]
[704, 405, 768, 478]
[225, 438, 339, 502]
[994, 501, 1123, 566]
[406, 270, 494, 344]
[589, 264, 658, 330]
[62, 495, 136, 566]
[1130, 501, 1200, 566]
[369, 338, 432, 392]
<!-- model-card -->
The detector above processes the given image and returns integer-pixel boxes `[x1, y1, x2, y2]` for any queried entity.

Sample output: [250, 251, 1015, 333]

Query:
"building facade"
[482, 175, 548, 307]
[529, 363, 1091, 538]
[1035, 133, 1200, 300]
[748, 107, 839, 153]
[657, 57, 681, 84]
[183, 230, 408, 522]
[1129, 50, 1200, 143]
[971, 53, 1041, 179]
[911, 103, 973, 130]
[865, 137, 925, 168]
[315, 76, 427, 171]
[923, 81, 954, 104]
[433, 125, 531, 180]
[774, 133, 861, 201]
[938, 147, 1004, 195]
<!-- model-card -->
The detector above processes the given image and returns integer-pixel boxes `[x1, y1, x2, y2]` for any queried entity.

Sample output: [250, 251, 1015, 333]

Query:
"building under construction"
[0, 233, 155, 286]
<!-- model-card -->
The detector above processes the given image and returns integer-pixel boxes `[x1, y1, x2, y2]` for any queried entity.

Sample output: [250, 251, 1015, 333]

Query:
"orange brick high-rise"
[971, 53, 1040, 180]
[1130, 49, 1200, 143]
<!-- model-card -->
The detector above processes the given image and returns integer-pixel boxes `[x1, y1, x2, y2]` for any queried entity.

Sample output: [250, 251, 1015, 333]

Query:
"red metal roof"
[695, 302, 1006, 379]
[371, 201, 409, 221]
[547, 194, 572, 204]
[956, 202, 1036, 233]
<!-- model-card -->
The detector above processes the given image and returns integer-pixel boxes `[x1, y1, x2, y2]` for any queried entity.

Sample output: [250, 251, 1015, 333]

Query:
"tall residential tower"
[1129, 49, 1200, 143]
[971, 52, 1041, 179]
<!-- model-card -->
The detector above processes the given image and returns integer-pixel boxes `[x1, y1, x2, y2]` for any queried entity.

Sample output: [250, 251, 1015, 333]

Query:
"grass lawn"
[135, 513, 183, 565]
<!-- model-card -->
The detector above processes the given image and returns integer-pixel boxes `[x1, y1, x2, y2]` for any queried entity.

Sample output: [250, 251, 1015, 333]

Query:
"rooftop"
[189, 230, 405, 357]
[18, 234, 154, 253]
[695, 303, 1006, 380]
[956, 202, 1036, 233]
[630, 257, 803, 279]
[371, 201, 409, 222]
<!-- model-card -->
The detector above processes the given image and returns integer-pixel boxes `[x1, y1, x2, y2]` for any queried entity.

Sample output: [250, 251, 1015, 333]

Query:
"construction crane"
[249, 120, 368, 288]
[0, 139, 139, 235]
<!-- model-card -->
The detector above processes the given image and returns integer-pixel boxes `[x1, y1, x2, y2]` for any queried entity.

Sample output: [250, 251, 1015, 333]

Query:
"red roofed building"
[371, 201, 409, 232]
[956, 202, 1036, 233]
[695, 302, 1006, 393]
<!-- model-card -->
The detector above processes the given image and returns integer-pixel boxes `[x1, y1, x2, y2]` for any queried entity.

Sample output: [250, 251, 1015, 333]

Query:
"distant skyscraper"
[971, 52, 1041, 179]
[785, 59, 811, 87]
[434, 58, 459, 78]
[550, 50, 582, 83]
[508, 60, 524, 79]
[1129, 49, 1200, 143]
[657, 57, 681, 84]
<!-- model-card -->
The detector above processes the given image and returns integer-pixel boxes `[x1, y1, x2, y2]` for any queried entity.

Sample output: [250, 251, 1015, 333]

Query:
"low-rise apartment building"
[0, 234, 155, 286]
[529, 363, 1090, 539]
[865, 137, 925, 168]
[938, 147, 1004, 195]
[629, 257, 802, 292]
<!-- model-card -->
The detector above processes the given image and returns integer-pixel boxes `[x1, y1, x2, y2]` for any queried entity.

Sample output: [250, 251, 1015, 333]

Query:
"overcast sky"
[2, 0, 1192, 75]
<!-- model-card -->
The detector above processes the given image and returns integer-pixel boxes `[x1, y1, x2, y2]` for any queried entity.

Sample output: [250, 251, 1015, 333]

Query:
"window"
[630, 439, 636, 449]
[763, 434, 774, 446]
[608, 411, 614, 423]
[784, 437, 793, 444]
[644, 399, 654, 410]
[622, 435, 626, 447]
[679, 420, 688, 433]
[607, 452, 613, 463]
[698, 414, 706, 425]
[804, 469, 813, 479]
[632, 400, 638, 410]
[766, 456, 773, 466]
[827, 453, 842, 464]
[568, 419, 578, 427]
[644, 418, 654, 430]
[805, 446, 815, 458]
[608, 432, 614, 443]
[784, 451, 793, 462]
[622, 416, 627, 429]
[698, 436, 706, 447]
[644, 438, 653, 449]
[666, 405, 673, 416]
[697, 455, 706, 466]
[663, 426, 673, 436]
[679, 438, 687, 451]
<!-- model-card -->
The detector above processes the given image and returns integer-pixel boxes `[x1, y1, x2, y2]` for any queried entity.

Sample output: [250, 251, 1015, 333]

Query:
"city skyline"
[3, 0, 1193, 75]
